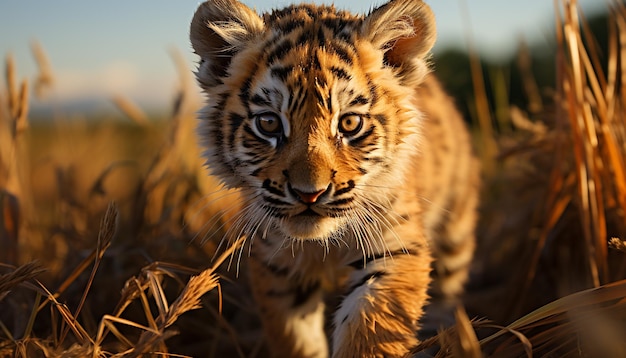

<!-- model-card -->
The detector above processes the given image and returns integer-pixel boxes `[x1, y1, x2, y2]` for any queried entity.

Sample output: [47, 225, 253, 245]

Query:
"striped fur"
[190, 0, 479, 356]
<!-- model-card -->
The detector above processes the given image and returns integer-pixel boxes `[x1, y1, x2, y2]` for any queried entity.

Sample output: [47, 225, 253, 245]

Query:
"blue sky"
[0, 0, 606, 112]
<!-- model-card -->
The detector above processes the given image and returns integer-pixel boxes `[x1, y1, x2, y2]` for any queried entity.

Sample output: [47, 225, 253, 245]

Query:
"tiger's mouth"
[295, 207, 323, 217]
[279, 208, 343, 240]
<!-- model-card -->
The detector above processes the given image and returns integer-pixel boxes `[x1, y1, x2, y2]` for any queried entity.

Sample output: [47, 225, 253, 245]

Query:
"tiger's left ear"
[361, 0, 436, 85]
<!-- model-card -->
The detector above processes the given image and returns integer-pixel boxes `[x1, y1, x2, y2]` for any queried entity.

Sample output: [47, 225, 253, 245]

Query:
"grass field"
[2, 1, 626, 357]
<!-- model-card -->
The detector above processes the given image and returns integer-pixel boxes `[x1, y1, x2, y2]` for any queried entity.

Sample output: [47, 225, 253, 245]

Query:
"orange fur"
[190, 1, 479, 356]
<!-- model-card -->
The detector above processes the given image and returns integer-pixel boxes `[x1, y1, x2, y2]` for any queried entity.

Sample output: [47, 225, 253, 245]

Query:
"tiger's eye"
[255, 113, 282, 137]
[338, 114, 363, 136]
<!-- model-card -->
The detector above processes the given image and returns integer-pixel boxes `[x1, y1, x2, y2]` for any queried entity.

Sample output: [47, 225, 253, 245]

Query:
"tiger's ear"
[190, 0, 265, 88]
[361, 0, 436, 85]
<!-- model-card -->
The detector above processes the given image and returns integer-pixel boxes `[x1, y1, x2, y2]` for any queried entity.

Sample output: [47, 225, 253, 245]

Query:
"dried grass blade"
[147, 270, 170, 320]
[22, 292, 41, 339]
[0, 262, 45, 298]
[579, 6, 607, 91]
[452, 306, 480, 358]
[609, 237, 626, 253]
[51, 203, 117, 302]
[163, 268, 219, 327]
[5, 54, 18, 119]
[15, 80, 28, 135]
[111, 95, 148, 126]
[37, 282, 92, 345]
[483, 279, 626, 348]
[169, 47, 196, 117]
[102, 315, 161, 344]
[563, 0, 606, 286]
[31, 40, 54, 99]
[122, 237, 245, 356]
[70, 202, 117, 315]
[137, 278, 159, 332]
[520, 179, 573, 308]
[0, 320, 14, 342]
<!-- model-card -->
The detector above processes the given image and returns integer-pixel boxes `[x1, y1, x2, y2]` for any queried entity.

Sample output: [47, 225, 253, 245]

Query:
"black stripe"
[317, 25, 326, 46]
[348, 248, 418, 270]
[373, 114, 387, 125]
[293, 88, 307, 112]
[278, 19, 305, 33]
[293, 281, 321, 307]
[366, 75, 378, 103]
[314, 85, 325, 105]
[321, 18, 352, 33]
[244, 156, 265, 165]
[239, 71, 256, 104]
[349, 125, 375, 147]
[242, 138, 261, 149]
[327, 93, 333, 113]
[242, 125, 256, 137]
[263, 196, 291, 206]
[334, 180, 355, 196]
[267, 39, 294, 64]
[346, 271, 386, 296]
[214, 92, 229, 111]
[295, 30, 310, 48]
[329, 44, 353, 65]
[363, 156, 385, 164]
[251, 93, 271, 106]
[311, 50, 322, 70]
[207, 114, 224, 150]
[265, 281, 321, 308]
[328, 197, 354, 206]
[350, 95, 369, 106]
[262, 179, 285, 197]
[266, 262, 289, 276]
[337, 30, 354, 43]
[330, 66, 352, 81]
[228, 113, 245, 147]
[271, 66, 293, 81]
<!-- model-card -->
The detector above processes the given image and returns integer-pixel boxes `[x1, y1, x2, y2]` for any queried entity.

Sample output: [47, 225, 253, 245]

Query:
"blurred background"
[0, 0, 605, 115]
[1, 1, 625, 357]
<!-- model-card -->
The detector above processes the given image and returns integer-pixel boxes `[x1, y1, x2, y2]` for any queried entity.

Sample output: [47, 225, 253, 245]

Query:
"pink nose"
[292, 188, 327, 204]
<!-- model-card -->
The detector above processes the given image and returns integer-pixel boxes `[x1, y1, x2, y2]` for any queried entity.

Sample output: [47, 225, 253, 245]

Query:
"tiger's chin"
[279, 214, 345, 241]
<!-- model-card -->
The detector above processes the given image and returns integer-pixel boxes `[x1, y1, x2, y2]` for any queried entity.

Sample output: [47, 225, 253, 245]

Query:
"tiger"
[190, 0, 480, 357]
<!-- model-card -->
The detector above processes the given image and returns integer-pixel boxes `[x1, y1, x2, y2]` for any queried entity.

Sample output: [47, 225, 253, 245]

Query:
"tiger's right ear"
[190, 0, 265, 88]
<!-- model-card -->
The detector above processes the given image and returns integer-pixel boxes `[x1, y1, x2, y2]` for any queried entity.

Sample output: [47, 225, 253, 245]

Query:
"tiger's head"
[190, 0, 436, 242]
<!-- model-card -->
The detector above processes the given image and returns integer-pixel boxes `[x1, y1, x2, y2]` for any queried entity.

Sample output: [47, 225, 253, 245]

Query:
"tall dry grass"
[0, 45, 249, 357]
[1, 0, 626, 357]
[429, 0, 626, 356]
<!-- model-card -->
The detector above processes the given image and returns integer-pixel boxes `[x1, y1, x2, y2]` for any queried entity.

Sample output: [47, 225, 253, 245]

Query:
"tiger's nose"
[290, 185, 329, 204]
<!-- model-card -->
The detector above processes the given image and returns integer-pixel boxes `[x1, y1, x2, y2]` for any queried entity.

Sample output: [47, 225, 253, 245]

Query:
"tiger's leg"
[332, 243, 432, 358]
[248, 249, 328, 358]
[430, 160, 480, 300]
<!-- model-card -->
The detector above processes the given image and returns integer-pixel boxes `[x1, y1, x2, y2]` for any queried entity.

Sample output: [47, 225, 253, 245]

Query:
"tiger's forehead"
[263, 4, 363, 33]
[259, 4, 364, 67]
[238, 5, 378, 124]
[249, 5, 370, 92]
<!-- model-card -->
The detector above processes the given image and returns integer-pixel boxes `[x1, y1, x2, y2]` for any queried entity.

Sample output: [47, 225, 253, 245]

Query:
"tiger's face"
[191, 1, 436, 241]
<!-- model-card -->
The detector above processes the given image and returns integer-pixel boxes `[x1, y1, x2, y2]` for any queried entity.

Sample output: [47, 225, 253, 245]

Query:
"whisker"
[360, 195, 408, 255]
[195, 199, 244, 246]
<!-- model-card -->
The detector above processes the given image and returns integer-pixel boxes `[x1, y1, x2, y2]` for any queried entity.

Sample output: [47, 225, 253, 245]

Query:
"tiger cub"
[190, 0, 479, 356]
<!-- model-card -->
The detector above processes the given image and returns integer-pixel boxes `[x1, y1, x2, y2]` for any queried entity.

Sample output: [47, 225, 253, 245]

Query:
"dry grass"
[1, 1, 626, 357]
